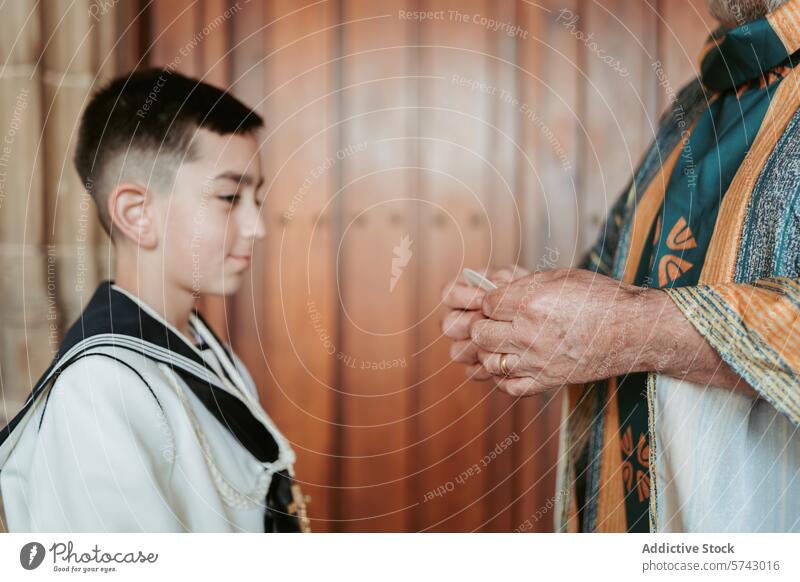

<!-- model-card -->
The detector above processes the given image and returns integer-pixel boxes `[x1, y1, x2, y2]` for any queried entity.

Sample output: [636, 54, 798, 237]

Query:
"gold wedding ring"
[499, 353, 511, 376]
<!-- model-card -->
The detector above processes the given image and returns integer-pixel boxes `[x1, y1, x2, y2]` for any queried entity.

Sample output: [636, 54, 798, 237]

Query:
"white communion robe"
[0, 282, 299, 533]
[652, 375, 800, 532]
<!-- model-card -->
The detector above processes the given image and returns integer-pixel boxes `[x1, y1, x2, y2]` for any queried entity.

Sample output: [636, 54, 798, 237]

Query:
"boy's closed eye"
[218, 193, 240, 204]
[218, 192, 265, 207]
[217, 194, 264, 207]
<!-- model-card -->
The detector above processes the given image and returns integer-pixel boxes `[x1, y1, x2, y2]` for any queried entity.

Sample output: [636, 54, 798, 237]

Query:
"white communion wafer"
[462, 268, 498, 291]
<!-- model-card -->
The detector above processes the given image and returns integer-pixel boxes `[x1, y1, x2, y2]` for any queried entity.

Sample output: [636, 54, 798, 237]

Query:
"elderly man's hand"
[469, 268, 665, 397]
[440, 264, 531, 380]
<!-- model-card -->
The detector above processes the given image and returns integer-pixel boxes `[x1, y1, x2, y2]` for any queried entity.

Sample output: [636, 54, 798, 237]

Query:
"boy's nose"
[242, 210, 266, 240]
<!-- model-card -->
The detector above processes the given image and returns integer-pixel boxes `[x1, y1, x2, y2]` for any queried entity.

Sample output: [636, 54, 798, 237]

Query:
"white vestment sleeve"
[20, 355, 184, 532]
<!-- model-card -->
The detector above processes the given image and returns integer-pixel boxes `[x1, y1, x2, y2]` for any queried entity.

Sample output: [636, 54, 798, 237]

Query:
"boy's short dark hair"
[74, 68, 264, 236]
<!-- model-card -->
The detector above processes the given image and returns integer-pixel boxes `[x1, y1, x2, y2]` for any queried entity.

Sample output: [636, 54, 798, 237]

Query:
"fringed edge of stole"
[665, 281, 800, 429]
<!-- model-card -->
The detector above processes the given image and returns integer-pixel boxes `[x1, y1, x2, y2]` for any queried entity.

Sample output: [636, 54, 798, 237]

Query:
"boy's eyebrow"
[213, 171, 265, 189]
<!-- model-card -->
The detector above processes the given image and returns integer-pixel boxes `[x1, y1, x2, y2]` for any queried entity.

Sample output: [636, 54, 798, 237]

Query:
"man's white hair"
[706, 0, 789, 28]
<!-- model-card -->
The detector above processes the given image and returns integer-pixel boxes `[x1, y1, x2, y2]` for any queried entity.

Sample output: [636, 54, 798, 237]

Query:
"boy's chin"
[195, 275, 244, 296]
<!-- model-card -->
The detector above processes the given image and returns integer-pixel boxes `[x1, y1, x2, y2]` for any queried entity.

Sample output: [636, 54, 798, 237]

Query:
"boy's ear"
[107, 183, 158, 249]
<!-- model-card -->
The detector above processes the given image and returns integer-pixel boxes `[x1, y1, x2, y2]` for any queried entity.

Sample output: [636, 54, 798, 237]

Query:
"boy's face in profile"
[154, 128, 266, 296]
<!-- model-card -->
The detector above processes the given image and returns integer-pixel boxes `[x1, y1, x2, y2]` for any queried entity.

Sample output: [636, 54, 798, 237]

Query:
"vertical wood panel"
[518, 0, 581, 269]
[149, 1, 200, 76]
[42, 0, 103, 329]
[114, 0, 147, 73]
[260, 0, 338, 532]
[579, 0, 659, 255]
[415, 0, 498, 532]
[201, 0, 231, 83]
[479, 0, 521, 532]
[512, 0, 581, 532]
[338, 0, 416, 532]
[0, 1, 47, 422]
[657, 0, 716, 111]
[40, 0, 87, 325]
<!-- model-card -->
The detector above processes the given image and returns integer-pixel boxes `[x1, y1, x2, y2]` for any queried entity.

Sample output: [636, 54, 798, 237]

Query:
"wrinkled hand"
[468, 268, 660, 397]
[440, 264, 531, 382]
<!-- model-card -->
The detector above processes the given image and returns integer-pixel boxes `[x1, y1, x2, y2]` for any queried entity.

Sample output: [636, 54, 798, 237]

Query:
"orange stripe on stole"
[710, 282, 800, 371]
[767, 0, 800, 55]
[595, 376, 627, 532]
[701, 66, 800, 284]
[622, 133, 692, 283]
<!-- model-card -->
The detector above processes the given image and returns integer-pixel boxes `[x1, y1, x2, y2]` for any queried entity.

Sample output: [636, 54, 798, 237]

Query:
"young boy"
[0, 69, 308, 533]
